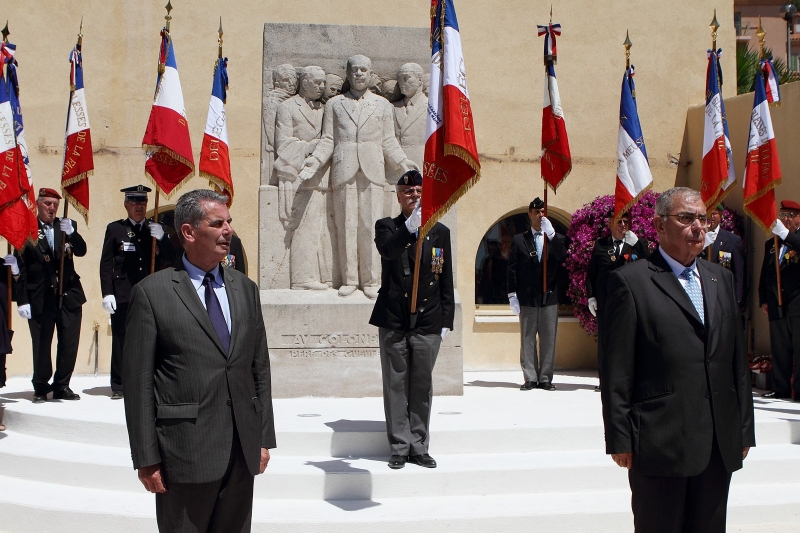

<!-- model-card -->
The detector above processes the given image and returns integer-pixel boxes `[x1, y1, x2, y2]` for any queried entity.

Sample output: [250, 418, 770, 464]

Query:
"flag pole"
[754, 19, 784, 309]
[541, 6, 554, 304]
[2, 24, 13, 330]
[150, 2, 172, 273]
[707, 12, 721, 262]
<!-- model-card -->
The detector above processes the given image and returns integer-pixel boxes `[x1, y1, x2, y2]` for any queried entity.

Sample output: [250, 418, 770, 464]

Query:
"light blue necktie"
[779, 244, 787, 265]
[681, 267, 704, 324]
[535, 232, 543, 262]
[44, 225, 54, 250]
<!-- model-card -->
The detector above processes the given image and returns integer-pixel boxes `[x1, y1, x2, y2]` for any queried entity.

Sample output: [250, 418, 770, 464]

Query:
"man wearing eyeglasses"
[586, 210, 649, 391]
[602, 187, 754, 532]
[758, 199, 800, 401]
[99, 185, 175, 399]
[701, 204, 745, 310]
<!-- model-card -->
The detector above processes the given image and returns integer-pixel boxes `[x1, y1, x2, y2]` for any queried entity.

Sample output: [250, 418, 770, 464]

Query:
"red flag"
[198, 57, 233, 205]
[538, 24, 571, 191]
[61, 44, 93, 222]
[421, 0, 480, 235]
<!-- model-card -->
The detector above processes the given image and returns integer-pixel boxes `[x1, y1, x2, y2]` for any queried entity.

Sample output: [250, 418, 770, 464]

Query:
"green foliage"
[736, 41, 793, 95]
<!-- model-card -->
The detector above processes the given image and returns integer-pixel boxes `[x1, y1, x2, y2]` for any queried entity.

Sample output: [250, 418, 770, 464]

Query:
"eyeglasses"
[780, 211, 797, 219]
[398, 187, 422, 196]
[614, 218, 630, 227]
[664, 213, 708, 226]
[126, 199, 148, 205]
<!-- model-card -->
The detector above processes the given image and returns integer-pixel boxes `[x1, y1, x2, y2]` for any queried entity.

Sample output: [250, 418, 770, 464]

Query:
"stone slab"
[262, 289, 463, 398]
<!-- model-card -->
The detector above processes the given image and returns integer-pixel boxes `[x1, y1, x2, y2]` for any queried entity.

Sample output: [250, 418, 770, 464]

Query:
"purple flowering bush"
[566, 192, 744, 337]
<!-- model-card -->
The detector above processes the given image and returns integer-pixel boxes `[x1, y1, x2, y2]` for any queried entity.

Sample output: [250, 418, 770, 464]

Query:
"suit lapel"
[340, 94, 360, 125]
[172, 268, 227, 357]
[296, 96, 320, 130]
[697, 261, 718, 332]
[358, 93, 378, 128]
[224, 268, 241, 358]
[649, 252, 704, 327]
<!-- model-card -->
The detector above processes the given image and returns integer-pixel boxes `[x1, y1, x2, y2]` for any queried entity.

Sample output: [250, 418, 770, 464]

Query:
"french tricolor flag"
[199, 56, 233, 205]
[61, 44, 93, 222]
[142, 29, 194, 197]
[539, 23, 571, 191]
[421, 0, 480, 235]
[613, 66, 652, 220]
[743, 65, 781, 234]
[762, 58, 781, 104]
[700, 49, 735, 209]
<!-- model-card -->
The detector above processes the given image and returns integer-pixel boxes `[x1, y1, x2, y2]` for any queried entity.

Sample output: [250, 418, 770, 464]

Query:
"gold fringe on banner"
[199, 170, 234, 207]
[61, 168, 93, 189]
[141, 144, 195, 200]
[419, 148, 481, 238]
[614, 181, 652, 225]
[743, 176, 782, 234]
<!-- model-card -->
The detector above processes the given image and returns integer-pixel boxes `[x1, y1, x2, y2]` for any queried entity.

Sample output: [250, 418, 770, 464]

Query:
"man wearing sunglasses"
[99, 185, 175, 399]
[586, 210, 649, 391]
[759, 199, 800, 401]
[602, 187, 754, 532]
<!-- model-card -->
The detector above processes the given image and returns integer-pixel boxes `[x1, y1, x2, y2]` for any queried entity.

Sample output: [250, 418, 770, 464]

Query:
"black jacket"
[99, 219, 176, 304]
[702, 228, 745, 305]
[15, 218, 87, 314]
[369, 215, 455, 335]
[587, 235, 650, 311]
[507, 230, 566, 307]
[758, 230, 800, 320]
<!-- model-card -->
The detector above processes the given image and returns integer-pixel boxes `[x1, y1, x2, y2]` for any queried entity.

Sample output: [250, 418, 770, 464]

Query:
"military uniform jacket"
[507, 230, 567, 308]
[702, 228, 745, 305]
[15, 218, 87, 314]
[759, 230, 800, 320]
[369, 215, 455, 335]
[587, 235, 650, 311]
[99, 219, 176, 304]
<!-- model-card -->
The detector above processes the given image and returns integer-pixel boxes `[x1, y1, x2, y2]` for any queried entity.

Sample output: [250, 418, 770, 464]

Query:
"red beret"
[780, 200, 800, 211]
[38, 188, 62, 200]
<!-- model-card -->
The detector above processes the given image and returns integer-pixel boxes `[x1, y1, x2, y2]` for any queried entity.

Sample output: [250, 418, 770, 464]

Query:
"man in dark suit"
[369, 170, 454, 470]
[123, 189, 275, 532]
[99, 185, 175, 399]
[758, 199, 800, 400]
[602, 187, 755, 532]
[13, 188, 86, 403]
[702, 204, 745, 308]
[507, 198, 566, 391]
[587, 210, 649, 391]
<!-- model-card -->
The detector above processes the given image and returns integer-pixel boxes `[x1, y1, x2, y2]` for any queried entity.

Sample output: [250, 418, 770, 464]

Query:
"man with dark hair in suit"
[602, 187, 755, 532]
[759, 199, 800, 400]
[124, 189, 275, 532]
[12, 187, 86, 403]
[702, 204, 745, 309]
[370, 170, 454, 470]
[99, 185, 175, 399]
[507, 198, 567, 391]
[587, 210, 649, 391]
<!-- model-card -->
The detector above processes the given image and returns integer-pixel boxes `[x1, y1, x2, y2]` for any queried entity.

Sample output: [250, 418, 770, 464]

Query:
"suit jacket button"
[705, 392, 710, 398]
[226, 364, 232, 371]
[404, 293, 408, 297]
[429, 281, 433, 285]
[226, 399, 232, 406]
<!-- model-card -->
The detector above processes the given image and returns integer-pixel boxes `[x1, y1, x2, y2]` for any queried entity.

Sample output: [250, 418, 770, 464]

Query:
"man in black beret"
[369, 170, 455, 470]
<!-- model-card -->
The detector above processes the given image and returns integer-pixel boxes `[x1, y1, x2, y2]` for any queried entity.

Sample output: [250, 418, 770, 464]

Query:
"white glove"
[102, 295, 117, 314]
[704, 229, 717, 249]
[587, 297, 598, 317]
[540, 217, 555, 240]
[623, 230, 638, 247]
[405, 205, 421, 233]
[59, 218, 75, 236]
[508, 293, 521, 316]
[3, 254, 19, 276]
[17, 304, 31, 320]
[773, 219, 790, 240]
[148, 222, 165, 241]
[440, 327, 450, 340]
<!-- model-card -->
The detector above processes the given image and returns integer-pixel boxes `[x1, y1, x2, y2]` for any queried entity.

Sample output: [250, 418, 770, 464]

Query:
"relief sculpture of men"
[392, 63, 428, 176]
[262, 64, 297, 186]
[274, 66, 332, 290]
[300, 55, 417, 299]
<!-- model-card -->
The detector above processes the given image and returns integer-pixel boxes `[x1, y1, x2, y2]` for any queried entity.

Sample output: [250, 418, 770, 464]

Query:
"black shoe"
[111, 391, 124, 400]
[520, 380, 537, 391]
[408, 454, 437, 468]
[538, 382, 556, 391]
[32, 393, 47, 404]
[761, 391, 787, 399]
[53, 387, 81, 401]
[388, 455, 407, 469]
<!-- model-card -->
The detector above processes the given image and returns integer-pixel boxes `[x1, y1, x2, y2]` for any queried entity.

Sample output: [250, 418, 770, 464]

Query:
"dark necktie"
[135, 223, 141, 233]
[614, 240, 623, 255]
[203, 273, 230, 353]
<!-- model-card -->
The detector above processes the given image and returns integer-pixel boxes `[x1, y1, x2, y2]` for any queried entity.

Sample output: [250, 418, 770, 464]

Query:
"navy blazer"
[507, 230, 566, 307]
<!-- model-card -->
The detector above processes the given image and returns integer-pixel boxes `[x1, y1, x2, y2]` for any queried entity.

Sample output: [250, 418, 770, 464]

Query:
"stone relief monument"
[259, 23, 461, 398]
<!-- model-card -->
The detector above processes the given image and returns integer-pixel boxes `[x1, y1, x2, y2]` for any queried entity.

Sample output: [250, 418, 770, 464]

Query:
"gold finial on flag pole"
[218, 17, 224, 59]
[2, 22, 10, 43]
[710, 9, 720, 51]
[623, 30, 632, 70]
[77, 17, 84, 49]
[165, 1, 173, 33]
[550, 5, 553, 23]
[757, 17, 767, 60]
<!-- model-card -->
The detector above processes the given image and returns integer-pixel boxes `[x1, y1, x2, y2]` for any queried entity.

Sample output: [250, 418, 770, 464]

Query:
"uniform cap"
[121, 184, 152, 200]
[529, 197, 545, 210]
[38, 188, 62, 199]
[780, 200, 800, 211]
[397, 169, 422, 187]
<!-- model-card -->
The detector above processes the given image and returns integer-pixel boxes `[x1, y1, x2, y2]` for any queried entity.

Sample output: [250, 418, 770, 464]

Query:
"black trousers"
[628, 438, 732, 533]
[156, 427, 255, 533]
[109, 303, 129, 392]
[28, 306, 82, 395]
[768, 315, 800, 398]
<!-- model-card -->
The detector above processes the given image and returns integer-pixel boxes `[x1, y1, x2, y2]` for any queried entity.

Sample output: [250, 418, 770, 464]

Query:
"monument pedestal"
[262, 289, 463, 398]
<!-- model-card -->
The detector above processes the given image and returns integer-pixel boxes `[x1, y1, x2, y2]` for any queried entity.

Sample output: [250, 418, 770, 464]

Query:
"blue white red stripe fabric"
[701, 49, 735, 209]
[421, 0, 480, 236]
[539, 24, 571, 191]
[199, 57, 233, 205]
[61, 44, 93, 222]
[0, 42, 39, 249]
[743, 66, 781, 234]
[142, 29, 194, 197]
[761, 58, 781, 104]
[614, 66, 652, 220]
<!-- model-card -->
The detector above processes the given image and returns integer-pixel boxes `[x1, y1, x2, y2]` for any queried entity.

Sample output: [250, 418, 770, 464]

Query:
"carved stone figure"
[381, 79, 401, 103]
[262, 64, 298, 186]
[322, 74, 343, 103]
[300, 55, 416, 299]
[392, 63, 428, 173]
[423, 73, 430, 97]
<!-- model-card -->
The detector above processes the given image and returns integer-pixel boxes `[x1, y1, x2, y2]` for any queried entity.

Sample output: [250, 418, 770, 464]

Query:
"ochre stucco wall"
[2, 1, 736, 379]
